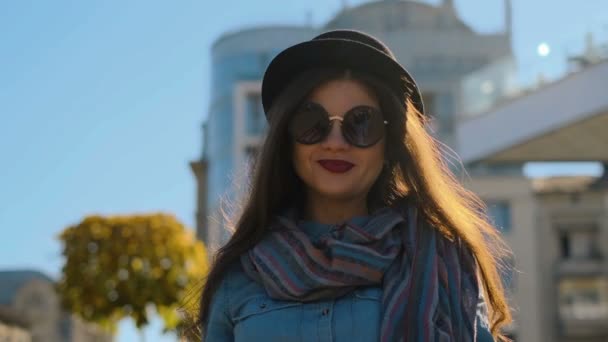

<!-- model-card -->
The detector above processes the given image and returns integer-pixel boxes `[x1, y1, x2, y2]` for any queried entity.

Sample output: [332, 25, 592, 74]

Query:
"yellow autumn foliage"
[57, 213, 208, 331]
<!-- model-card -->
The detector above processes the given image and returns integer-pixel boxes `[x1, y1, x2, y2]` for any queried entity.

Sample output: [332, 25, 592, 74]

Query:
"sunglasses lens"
[342, 106, 385, 147]
[289, 102, 329, 144]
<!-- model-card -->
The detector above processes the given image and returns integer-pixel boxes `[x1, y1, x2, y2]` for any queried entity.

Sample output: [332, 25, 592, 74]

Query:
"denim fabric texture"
[204, 219, 495, 342]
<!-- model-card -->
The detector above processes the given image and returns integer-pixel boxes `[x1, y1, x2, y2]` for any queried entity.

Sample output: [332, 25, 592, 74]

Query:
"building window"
[245, 93, 266, 136]
[244, 145, 260, 165]
[560, 233, 571, 258]
[500, 257, 516, 293]
[421, 92, 436, 118]
[486, 201, 512, 233]
[436, 93, 454, 134]
[558, 277, 608, 321]
[26, 292, 47, 311]
[422, 91, 443, 137]
[60, 316, 73, 340]
[559, 226, 601, 260]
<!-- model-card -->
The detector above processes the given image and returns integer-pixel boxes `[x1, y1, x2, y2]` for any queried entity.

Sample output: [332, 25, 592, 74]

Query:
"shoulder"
[204, 262, 248, 340]
[214, 259, 273, 320]
[206, 260, 254, 324]
[215, 260, 254, 297]
[217, 259, 267, 300]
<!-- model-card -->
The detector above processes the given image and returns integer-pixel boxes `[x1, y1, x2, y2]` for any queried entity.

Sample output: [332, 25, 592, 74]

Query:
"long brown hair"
[194, 67, 512, 340]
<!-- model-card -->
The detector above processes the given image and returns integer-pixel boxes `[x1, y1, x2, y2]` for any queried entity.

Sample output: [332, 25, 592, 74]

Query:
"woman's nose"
[320, 120, 349, 149]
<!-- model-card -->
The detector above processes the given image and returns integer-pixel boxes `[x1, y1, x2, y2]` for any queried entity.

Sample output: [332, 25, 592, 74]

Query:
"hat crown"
[312, 30, 396, 59]
[261, 29, 424, 117]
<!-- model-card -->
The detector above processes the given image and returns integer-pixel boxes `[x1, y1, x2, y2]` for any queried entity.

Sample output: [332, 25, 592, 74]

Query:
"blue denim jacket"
[205, 219, 494, 342]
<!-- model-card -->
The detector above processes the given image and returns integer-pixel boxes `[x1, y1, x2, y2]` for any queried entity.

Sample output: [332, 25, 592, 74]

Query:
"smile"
[317, 160, 355, 173]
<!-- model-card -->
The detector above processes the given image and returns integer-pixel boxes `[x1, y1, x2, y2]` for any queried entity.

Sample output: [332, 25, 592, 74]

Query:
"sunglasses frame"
[289, 101, 389, 148]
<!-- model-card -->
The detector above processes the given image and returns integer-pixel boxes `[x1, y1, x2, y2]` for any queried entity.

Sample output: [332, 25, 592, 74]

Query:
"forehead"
[307, 78, 380, 113]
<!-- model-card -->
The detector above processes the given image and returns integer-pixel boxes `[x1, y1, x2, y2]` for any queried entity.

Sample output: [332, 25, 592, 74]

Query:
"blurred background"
[1, 0, 607, 341]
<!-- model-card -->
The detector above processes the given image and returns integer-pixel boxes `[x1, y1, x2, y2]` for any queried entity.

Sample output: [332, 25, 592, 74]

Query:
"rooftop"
[0, 270, 54, 306]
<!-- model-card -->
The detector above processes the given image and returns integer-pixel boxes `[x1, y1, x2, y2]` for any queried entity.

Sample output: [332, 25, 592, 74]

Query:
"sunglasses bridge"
[327, 116, 389, 125]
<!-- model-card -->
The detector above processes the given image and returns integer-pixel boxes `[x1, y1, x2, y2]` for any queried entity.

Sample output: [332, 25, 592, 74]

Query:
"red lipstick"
[318, 160, 355, 173]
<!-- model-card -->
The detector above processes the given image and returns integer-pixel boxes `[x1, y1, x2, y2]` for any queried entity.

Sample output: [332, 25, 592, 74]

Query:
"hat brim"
[261, 38, 424, 118]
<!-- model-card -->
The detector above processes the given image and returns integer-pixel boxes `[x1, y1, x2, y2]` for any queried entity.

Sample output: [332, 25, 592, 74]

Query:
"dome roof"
[0, 270, 53, 306]
[325, 0, 473, 33]
[213, 25, 315, 50]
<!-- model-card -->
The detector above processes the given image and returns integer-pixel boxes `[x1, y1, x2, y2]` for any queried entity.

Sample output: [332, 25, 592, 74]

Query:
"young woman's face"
[291, 78, 386, 204]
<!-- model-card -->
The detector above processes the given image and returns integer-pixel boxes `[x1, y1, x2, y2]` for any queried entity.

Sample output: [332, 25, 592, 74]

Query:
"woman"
[198, 30, 512, 341]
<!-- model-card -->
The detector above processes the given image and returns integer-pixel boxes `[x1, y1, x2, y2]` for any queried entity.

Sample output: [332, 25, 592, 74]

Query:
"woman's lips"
[318, 160, 355, 173]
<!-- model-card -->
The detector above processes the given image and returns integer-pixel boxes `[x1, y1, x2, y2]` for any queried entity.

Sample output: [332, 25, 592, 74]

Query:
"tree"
[57, 213, 208, 337]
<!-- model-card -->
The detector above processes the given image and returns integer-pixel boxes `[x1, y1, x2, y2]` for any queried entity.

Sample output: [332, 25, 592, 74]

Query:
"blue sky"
[1, 0, 606, 340]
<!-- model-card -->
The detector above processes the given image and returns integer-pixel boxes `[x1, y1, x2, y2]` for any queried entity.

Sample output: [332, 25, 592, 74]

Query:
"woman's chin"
[313, 186, 364, 202]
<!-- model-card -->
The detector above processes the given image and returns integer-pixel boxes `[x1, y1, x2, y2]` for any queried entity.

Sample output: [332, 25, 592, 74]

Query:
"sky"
[0, 0, 606, 340]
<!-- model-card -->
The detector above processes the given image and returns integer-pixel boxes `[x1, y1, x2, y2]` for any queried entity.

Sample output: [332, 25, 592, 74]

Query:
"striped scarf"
[241, 204, 480, 341]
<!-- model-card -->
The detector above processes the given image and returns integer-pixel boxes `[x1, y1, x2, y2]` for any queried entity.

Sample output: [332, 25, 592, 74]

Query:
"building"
[191, 0, 608, 340]
[194, 0, 513, 250]
[0, 305, 31, 342]
[0, 270, 113, 342]
[458, 58, 608, 341]
[534, 175, 608, 342]
[191, 25, 317, 250]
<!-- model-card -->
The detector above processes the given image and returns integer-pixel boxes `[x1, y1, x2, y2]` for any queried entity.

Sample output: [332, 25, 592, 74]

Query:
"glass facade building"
[201, 27, 317, 247]
[199, 1, 514, 249]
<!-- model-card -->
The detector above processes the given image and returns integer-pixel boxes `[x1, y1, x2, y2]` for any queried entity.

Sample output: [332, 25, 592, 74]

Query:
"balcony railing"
[556, 258, 606, 277]
[559, 307, 608, 338]
[557, 274, 608, 338]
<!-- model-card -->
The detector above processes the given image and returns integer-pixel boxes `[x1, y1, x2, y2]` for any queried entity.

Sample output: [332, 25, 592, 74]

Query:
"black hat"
[261, 29, 424, 119]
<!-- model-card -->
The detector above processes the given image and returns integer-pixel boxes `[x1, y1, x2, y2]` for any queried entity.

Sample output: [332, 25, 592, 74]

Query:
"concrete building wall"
[0, 306, 31, 342]
[534, 183, 608, 342]
[1, 273, 113, 342]
[0, 321, 31, 342]
[69, 315, 114, 342]
[13, 278, 62, 342]
[466, 176, 543, 341]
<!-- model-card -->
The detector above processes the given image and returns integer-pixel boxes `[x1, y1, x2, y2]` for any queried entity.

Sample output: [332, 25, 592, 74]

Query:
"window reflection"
[246, 93, 266, 135]
[486, 200, 512, 233]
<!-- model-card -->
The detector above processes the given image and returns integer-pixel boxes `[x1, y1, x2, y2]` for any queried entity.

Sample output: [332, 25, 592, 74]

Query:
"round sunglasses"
[288, 101, 388, 148]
